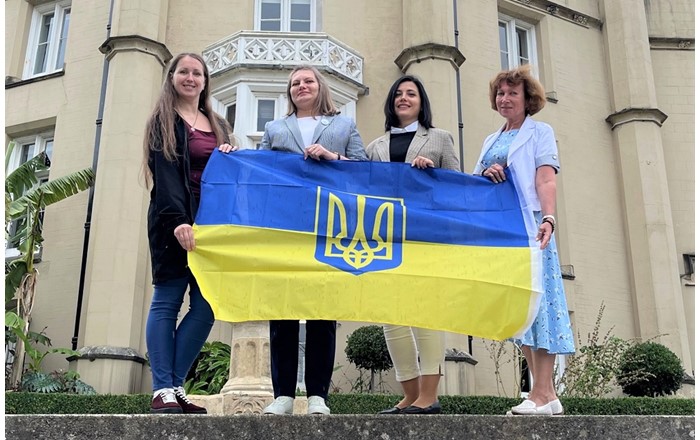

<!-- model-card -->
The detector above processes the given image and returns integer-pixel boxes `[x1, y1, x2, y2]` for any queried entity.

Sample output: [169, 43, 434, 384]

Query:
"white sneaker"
[307, 395, 330, 415]
[263, 396, 294, 415]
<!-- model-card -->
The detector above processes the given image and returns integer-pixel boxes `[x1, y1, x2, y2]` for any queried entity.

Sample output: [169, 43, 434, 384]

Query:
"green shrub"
[557, 302, 636, 398]
[616, 341, 684, 397]
[6, 392, 694, 415]
[344, 325, 392, 393]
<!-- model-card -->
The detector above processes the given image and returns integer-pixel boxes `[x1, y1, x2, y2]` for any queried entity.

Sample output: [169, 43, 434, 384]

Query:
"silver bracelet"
[541, 214, 556, 226]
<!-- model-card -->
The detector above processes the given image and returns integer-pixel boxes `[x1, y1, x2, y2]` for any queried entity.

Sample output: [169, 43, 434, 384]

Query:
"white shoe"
[307, 395, 330, 415]
[263, 396, 294, 415]
[510, 399, 553, 416]
[548, 399, 564, 415]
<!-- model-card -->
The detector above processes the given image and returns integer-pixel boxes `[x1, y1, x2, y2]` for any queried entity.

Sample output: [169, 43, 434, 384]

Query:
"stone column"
[69, 1, 172, 393]
[220, 321, 275, 414]
[395, 0, 465, 158]
[600, 0, 692, 371]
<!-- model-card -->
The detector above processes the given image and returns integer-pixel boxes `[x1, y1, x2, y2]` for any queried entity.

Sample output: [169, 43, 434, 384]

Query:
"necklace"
[177, 108, 199, 132]
[189, 110, 199, 132]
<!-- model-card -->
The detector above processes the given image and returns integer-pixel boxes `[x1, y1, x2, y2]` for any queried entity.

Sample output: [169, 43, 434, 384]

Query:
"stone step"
[6, 414, 694, 440]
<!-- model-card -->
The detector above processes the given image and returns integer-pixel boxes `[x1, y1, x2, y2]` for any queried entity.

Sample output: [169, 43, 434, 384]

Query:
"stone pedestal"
[220, 321, 274, 414]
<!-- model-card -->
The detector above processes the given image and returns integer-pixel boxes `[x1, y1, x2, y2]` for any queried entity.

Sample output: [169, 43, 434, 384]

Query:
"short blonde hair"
[489, 64, 546, 116]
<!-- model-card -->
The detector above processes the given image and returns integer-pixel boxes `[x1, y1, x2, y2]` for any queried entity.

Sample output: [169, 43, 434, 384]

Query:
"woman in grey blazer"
[260, 65, 367, 417]
[367, 75, 459, 415]
[260, 66, 367, 162]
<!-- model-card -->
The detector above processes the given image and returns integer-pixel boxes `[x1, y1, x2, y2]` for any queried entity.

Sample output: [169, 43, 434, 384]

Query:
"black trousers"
[269, 319, 336, 399]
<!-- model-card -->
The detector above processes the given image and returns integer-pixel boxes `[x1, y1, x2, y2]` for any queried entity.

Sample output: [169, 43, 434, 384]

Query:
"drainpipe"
[453, 0, 471, 354]
[72, 0, 115, 350]
[453, 0, 465, 172]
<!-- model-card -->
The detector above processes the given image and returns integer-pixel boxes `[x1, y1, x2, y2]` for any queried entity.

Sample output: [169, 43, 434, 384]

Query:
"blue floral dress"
[481, 130, 575, 355]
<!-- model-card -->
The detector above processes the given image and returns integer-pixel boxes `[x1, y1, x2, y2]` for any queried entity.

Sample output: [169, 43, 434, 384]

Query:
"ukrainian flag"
[189, 150, 542, 340]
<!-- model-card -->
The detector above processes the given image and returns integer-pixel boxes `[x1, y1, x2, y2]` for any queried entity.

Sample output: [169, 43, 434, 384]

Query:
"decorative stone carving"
[678, 40, 691, 49]
[546, 5, 559, 15]
[572, 14, 588, 26]
[203, 31, 364, 83]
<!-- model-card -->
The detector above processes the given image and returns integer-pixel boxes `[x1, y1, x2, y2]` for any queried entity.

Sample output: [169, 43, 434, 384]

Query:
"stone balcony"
[203, 31, 364, 85]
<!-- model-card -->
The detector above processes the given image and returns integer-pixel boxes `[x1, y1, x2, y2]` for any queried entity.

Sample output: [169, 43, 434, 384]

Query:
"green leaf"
[5, 152, 50, 201]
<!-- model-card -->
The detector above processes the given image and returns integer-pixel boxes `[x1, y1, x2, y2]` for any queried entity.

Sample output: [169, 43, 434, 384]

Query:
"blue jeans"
[146, 274, 214, 390]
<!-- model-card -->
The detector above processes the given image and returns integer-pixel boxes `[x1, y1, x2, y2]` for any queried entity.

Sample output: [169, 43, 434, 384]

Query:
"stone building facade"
[5, 0, 694, 397]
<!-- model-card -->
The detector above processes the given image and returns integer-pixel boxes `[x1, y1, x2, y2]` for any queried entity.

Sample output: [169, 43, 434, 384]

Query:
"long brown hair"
[285, 65, 340, 117]
[143, 53, 230, 182]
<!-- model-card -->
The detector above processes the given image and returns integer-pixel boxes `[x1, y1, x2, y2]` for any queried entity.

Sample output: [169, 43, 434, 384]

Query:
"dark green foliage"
[5, 392, 694, 415]
[19, 370, 95, 395]
[344, 325, 392, 373]
[6, 393, 151, 414]
[616, 341, 684, 397]
[184, 341, 231, 395]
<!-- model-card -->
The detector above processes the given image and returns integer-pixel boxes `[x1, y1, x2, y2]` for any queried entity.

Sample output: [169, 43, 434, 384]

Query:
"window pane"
[261, 0, 281, 19]
[257, 100, 275, 131]
[260, 20, 281, 31]
[55, 9, 70, 69]
[226, 104, 237, 131]
[291, 0, 310, 20]
[499, 22, 509, 70]
[290, 20, 310, 32]
[33, 13, 54, 74]
[516, 28, 529, 65]
[19, 144, 34, 165]
[44, 139, 54, 161]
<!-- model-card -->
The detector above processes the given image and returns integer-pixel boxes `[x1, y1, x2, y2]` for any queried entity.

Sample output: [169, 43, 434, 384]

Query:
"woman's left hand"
[411, 155, 435, 169]
[482, 164, 507, 183]
[304, 144, 337, 161]
[535, 221, 553, 249]
[218, 143, 239, 153]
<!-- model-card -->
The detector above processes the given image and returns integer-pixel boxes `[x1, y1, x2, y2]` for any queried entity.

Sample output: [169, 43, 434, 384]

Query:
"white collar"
[390, 121, 419, 134]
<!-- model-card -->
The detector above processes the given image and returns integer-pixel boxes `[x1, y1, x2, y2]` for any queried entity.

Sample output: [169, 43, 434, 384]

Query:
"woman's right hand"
[482, 164, 507, 183]
[174, 223, 195, 251]
[218, 143, 239, 153]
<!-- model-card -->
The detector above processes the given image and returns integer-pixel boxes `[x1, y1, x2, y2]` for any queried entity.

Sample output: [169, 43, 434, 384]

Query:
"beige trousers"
[383, 324, 445, 382]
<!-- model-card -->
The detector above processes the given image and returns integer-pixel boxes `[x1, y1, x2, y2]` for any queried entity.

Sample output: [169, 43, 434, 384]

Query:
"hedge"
[6, 392, 694, 415]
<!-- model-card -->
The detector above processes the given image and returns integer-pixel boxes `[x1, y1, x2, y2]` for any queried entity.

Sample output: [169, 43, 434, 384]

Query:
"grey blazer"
[260, 113, 368, 160]
[365, 124, 460, 171]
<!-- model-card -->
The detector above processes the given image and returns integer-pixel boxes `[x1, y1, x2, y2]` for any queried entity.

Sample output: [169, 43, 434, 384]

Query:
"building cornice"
[394, 43, 465, 72]
[605, 107, 668, 130]
[505, 0, 602, 29]
[98, 35, 172, 67]
[649, 37, 695, 51]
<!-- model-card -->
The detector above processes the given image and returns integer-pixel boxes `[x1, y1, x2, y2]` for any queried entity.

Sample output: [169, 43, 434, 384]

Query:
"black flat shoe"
[378, 406, 405, 414]
[402, 402, 441, 414]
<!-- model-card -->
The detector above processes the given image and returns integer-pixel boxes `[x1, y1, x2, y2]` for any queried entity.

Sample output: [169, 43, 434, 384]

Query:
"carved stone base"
[188, 393, 311, 415]
[223, 392, 275, 415]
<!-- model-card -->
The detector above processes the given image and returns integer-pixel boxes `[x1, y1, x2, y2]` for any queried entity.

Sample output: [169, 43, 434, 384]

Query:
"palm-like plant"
[5, 142, 95, 387]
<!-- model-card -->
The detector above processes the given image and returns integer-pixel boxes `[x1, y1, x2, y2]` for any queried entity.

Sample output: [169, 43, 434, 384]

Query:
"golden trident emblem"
[324, 192, 397, 270]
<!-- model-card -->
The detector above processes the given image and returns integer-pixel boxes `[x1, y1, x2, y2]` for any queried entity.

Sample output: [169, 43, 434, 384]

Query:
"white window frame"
[23, 0, 72, 79]
[498, 13, 538, 72]
[6, 133, 54, 259]
[255, 0, 317, 32]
